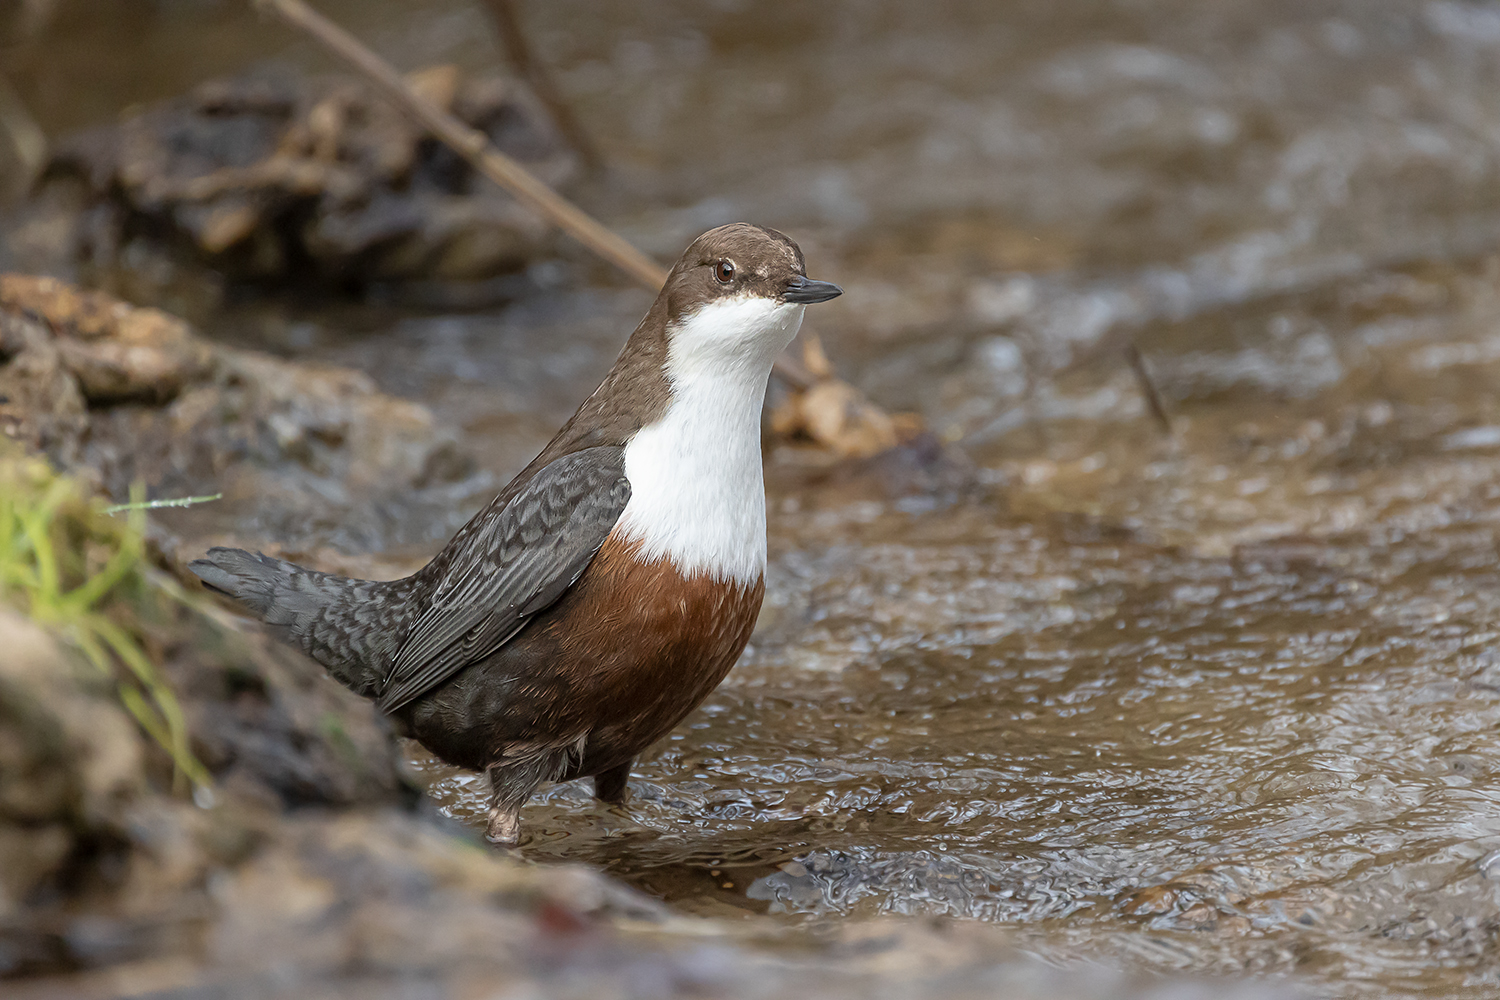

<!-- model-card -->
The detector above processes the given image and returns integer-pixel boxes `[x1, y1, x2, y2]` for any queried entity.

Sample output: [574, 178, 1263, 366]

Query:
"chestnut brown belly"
[400, 534, 764, 778]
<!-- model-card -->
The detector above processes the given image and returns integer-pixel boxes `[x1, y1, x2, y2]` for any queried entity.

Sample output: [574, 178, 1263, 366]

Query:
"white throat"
[614, 295, 806, 585]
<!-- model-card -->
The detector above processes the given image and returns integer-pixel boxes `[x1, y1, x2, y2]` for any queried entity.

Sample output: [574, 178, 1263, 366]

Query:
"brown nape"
[534, 297, 675, 460]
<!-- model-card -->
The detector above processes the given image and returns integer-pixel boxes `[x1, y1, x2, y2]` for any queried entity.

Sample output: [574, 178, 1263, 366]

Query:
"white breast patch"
[614, 295, 805, 585]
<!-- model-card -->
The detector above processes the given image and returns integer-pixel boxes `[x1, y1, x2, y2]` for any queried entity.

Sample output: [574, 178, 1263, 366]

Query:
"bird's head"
[658, 223, 842, 375]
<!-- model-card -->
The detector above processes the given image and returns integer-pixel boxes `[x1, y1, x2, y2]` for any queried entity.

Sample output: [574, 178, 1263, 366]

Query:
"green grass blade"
[103, 493, 222, 515]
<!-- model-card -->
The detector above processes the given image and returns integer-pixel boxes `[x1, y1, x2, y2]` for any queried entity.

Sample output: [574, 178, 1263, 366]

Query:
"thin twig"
[480, 0, 604, 174]
[1067, 319, 1175, 437]
[252, 0, 815, 393]
[1124, 342, 1172, 434]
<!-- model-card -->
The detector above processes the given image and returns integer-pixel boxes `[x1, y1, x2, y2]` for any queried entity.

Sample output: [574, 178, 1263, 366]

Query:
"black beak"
[784, 275, 843, 304]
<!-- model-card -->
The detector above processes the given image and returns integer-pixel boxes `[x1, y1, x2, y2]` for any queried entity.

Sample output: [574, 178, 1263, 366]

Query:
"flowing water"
[12, 1, 1500, 994]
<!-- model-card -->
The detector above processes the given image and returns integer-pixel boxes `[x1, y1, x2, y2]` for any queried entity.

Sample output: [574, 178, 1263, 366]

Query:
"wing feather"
[376, 447, 630, 713]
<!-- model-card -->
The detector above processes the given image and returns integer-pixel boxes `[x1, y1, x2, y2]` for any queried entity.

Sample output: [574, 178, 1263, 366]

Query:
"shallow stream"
[12, 1, 1500, 993]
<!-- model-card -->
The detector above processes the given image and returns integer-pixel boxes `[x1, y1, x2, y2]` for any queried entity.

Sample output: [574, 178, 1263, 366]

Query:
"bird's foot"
[486, 805, 522, 846]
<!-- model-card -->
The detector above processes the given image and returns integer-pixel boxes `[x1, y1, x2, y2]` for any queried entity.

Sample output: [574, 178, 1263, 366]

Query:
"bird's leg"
[485, 748, 571, 846]
[485, 760, 535, 847]
[486, 801, 522, 846]
[592, 759, 633, 804]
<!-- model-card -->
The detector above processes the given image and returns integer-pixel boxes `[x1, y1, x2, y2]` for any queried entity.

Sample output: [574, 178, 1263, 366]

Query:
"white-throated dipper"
[190, 223, 842, 844]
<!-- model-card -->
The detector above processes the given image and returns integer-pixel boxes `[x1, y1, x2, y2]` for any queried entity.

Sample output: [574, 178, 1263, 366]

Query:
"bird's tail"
[189, 547, 418, 702]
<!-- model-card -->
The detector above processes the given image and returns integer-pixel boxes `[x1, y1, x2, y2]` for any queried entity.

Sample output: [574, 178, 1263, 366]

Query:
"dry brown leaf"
[405, 65, 462, 114]
[766, 334, 921, 458]
[800, 334, 834, 379]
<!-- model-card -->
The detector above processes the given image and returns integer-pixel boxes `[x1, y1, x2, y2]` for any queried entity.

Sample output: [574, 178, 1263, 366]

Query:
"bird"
[190, 223, 843, 844]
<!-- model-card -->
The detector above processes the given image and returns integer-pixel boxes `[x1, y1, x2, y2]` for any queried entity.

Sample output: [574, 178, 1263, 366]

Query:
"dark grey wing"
[376, 446, 630, 713]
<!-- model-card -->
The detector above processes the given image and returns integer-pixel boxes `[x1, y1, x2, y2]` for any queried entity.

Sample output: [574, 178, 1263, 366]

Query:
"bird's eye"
[714, 260, 735, 283]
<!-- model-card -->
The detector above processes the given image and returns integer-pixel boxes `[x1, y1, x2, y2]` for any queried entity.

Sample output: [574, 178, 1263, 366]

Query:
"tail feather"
[189, 547, 419, 702]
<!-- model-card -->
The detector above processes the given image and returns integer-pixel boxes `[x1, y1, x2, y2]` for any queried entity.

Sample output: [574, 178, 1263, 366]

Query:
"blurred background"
[8, 1, 1500, 997]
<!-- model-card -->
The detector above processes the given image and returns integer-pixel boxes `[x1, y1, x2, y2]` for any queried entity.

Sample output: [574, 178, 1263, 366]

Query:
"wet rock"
[769, 430, 980, 508]
[0, 449, 406, 973]
[829, 431, 978, 500]
[0, 608, 142, 920]
[152, 600, 408, 809]
[8, 802, 1295, 998]
[0, 273, 477, 555]
[0, 309, 88, 467]
[0, 274, 214, 404]
[0, 438, 408, 812]
[36, 64, 574, 289]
